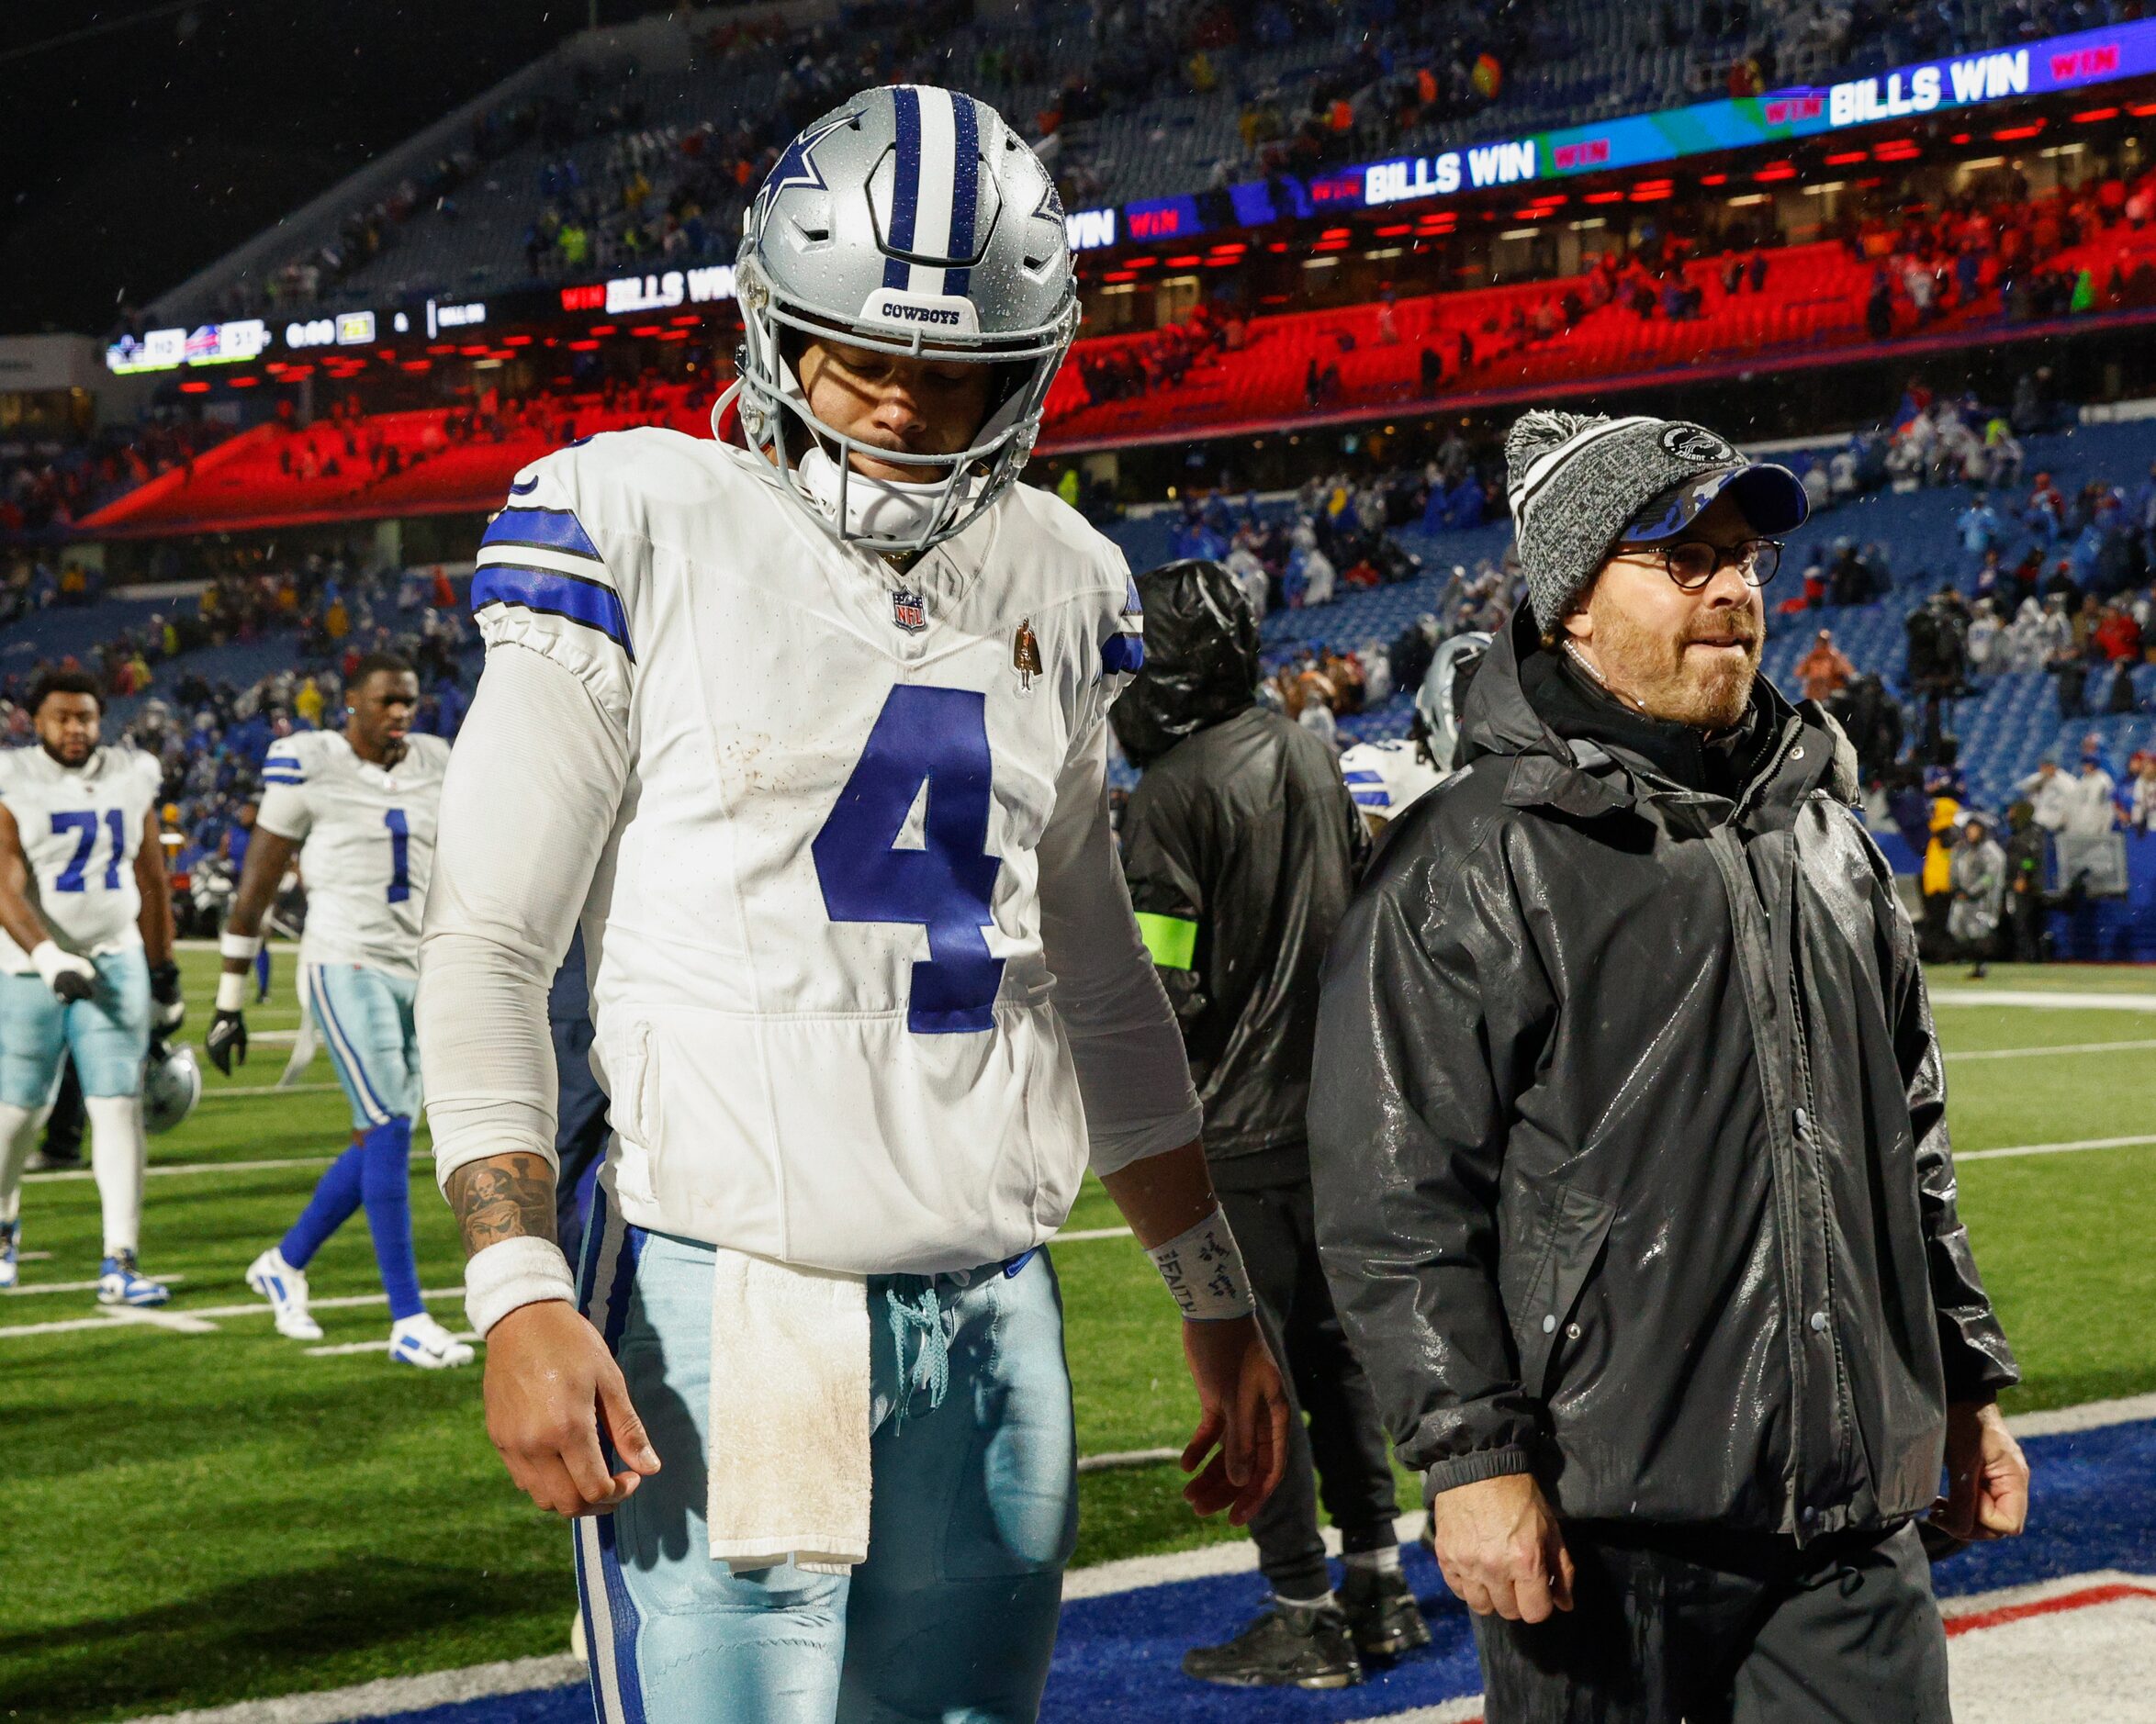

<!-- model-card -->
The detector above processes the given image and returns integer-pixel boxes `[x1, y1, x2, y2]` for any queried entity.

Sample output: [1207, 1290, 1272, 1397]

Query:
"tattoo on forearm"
[446, 1154, 559, 1255]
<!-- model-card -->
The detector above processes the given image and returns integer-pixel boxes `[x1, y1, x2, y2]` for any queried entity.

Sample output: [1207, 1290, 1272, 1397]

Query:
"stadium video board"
[1061, 14, 2156, 249]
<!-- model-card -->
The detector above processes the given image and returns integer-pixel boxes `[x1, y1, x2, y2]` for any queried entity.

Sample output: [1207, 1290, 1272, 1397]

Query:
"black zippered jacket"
[1308, 607, 2018, 1540]
[1114, 560, 1370, 1183]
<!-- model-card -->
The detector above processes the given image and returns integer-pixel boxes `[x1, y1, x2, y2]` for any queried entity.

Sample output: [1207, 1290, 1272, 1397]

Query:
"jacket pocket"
[1515, 1185, 1617, 1396]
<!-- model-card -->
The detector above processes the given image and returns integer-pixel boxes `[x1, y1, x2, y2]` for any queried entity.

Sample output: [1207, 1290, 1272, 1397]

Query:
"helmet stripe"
[945, 93, 981, 298]
[909, 86, 959, 295]
[882, 85, 922, 291]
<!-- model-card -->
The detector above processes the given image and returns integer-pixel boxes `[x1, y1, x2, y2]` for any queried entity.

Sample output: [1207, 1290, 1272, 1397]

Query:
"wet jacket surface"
[1115, 560, 1370, 1179]
[1308, 608, 2018, 1539]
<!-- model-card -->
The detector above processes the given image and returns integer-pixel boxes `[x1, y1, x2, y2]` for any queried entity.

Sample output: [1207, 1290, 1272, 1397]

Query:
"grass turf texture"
[0, 952, 2150, 1719]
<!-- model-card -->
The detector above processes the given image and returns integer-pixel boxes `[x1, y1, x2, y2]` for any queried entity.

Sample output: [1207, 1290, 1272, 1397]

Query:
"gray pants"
[1474, 1519, 1949, 1723]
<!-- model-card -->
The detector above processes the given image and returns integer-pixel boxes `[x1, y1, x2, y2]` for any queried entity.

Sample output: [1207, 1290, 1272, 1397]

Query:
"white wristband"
[220, 930, 264, 962]
[214, 971, 250, 1013]
[464, 1235, 578, 1338]
[1149, 1206, 1257, 1321]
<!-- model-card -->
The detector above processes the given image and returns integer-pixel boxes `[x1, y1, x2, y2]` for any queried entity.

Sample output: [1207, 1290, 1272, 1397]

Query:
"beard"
[1586, 592, 1762, 729]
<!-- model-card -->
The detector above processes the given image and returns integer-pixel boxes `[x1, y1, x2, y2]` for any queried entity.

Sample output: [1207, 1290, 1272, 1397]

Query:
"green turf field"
[0, 954, 2150, 1721]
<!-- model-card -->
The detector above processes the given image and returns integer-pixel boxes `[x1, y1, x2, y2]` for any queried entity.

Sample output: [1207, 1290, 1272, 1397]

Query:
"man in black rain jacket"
[1113, 559, 1417, 1691]
[1309, 411, 2027, 1723]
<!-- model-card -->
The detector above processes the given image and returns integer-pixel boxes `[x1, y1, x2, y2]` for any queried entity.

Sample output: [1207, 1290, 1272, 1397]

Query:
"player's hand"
[150, 960, 185, 1034]
[205, 1009, 247, 1075]
[1426, 1472, 1576, 1623]
[484, 1298, 661, 1518]
[31, 942, 96, 1004]
[1177, 1313, 1289, 1527]
[1932, 1399, 2029, 1541]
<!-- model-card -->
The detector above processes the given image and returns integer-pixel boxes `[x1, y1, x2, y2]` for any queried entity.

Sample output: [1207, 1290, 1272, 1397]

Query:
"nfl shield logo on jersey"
[891, 590, 927, 633]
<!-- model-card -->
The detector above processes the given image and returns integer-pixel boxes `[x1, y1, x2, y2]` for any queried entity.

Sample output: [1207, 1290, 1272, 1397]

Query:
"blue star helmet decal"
[756, 112, 850, 220]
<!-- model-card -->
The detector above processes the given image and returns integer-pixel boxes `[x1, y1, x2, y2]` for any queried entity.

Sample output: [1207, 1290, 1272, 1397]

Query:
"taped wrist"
[464, 1234, 577, 1338]
[1148, 1206, 1257, 1321]
[214, 971, 250, 1013]
[219, 930, 264, 963]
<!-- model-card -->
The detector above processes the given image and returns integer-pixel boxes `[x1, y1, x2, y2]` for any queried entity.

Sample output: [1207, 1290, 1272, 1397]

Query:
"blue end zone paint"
[323, 1416, 2156, 1724]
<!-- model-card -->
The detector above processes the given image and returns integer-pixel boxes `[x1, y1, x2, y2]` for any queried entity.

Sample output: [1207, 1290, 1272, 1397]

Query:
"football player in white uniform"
[210, 655, 472, 1369]
[1338, 629, 1490, 834]
[419, 85, 1288, 1723]
[0, 670, 182, 1304]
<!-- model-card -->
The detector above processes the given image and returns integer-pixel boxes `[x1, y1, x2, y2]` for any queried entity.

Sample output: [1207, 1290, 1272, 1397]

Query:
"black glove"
[51, 968, 95, 1004]
[151, 960, 185, 1035]
[206, 1009, 248, 1076]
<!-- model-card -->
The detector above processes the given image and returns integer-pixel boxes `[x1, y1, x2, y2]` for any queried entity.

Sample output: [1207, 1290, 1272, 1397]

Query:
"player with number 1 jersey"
[216, 655, 472, 1369]
[420, 84, 1287, 1723]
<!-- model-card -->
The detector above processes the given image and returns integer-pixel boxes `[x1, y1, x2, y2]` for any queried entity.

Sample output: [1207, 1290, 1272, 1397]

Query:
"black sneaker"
[1181, 1599, 1364, 1689]
[1341, 1565, 1432, 1657]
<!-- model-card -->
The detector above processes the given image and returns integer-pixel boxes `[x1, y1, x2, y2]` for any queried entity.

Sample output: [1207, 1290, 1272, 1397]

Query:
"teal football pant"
[574, 1181, 1078, 1723]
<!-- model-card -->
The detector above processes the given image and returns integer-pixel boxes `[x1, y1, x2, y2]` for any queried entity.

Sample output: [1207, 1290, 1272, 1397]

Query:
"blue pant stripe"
[308, 967, 391, 1125]
[575, 1190, 646, 1724]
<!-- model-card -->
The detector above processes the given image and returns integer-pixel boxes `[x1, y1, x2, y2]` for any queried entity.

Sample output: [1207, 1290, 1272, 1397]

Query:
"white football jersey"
[0, 744, 162, 967]
[1339, 737, 1443, 823]
[256, 730, 448, 979]
[442, 427, 1193, 1272]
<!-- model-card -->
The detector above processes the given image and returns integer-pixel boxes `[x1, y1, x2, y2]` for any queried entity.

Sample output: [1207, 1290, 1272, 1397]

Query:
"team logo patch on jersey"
[892, 590, 927, 633]
[1013, 620, 1041, 693]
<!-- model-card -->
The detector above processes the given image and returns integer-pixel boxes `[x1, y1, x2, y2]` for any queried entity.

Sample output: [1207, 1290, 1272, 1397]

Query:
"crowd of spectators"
[0, 550, 479, 931]
[1842, 164, 2156, 338]
[0, 420, 232, 538]
[520, 3, 977, 284]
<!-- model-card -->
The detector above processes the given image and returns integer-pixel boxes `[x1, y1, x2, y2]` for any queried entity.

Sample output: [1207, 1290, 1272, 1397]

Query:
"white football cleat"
[98, 1251, 170, 1307]
[246, 1247, 323, 1340]
[0, 1219, 17, 1290]
[390, 1312, 476, 1370]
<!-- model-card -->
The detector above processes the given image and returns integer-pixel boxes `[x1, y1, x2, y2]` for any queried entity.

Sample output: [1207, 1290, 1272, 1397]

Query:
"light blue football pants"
[303, 963, 420, 1131]
[574, 1183, 1078, 1723]
[0, 948, 150, 1104]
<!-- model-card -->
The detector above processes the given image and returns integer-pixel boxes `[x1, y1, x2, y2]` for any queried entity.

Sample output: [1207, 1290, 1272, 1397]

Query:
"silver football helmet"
[720, 84, 1080, 555]
[142, 1042, 201, 1136]
[1413, 631, 1492, 773]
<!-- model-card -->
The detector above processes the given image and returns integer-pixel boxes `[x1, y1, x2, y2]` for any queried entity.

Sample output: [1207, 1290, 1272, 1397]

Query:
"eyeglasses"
[1619, 538, 1783, 590]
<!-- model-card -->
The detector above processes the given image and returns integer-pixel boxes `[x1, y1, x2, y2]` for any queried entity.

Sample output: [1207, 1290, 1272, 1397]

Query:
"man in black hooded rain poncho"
[1113, 558, 1420, 1692]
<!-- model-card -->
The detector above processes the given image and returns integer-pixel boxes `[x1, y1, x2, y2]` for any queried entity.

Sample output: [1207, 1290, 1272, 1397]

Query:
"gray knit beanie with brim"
[1504, 410, 1811, 633]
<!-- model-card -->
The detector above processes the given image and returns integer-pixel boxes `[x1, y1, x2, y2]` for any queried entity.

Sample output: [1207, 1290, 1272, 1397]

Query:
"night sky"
[0, 2, 647, 337]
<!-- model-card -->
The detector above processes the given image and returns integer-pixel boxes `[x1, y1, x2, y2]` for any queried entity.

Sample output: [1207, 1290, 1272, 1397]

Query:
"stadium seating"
[1046, 229, 2156, 449]
[151, 0, 2101, 327]
[1112, 416, 2156, 953]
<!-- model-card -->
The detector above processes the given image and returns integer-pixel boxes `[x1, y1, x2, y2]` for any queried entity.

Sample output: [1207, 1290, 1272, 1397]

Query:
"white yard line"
[1075, 1446, 1179, 1474]
[0, 1285, 465, 1341]
[1946, 1037, 2156, 1061]
[1056, 1226, 1134, 1242]
[120, 1656, 589, 1724]
[1957, 1134, 2156, 1162]
[2004, 1391, 2156, 1438]
[1932, 989, 2156, 1012]
[25, 1154, 338, 1184]
[205, 1082, 341, 1097]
